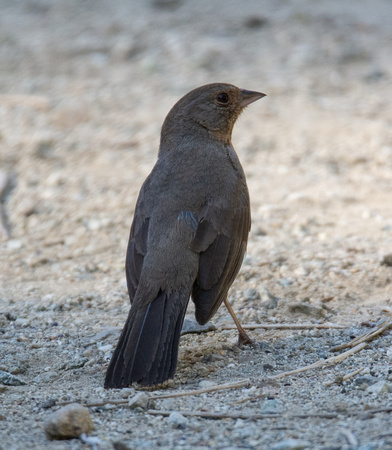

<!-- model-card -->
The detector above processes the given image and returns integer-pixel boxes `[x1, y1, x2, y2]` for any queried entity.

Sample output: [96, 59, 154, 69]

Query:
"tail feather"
[104, 290, 189, 388]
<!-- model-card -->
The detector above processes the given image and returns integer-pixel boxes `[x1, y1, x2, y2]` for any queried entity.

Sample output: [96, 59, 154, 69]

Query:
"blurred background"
[1, 1, 392, 447]
[1, 0, 391, 299]
[1, 0, 392, 308]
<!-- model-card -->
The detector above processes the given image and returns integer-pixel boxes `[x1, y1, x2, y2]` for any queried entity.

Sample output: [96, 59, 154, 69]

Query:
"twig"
[147, 409, 338, 420]
[86, 399, 128, 407]
[230, 393, 264, 406]
[324, 367, 365, 387]
[270, 342, 368, 380]
[339, 428, 358, 446]
[221, 323, 345, 330]
[147, 407, 392, 421]
[84, 379, 250, 407]
[147, 409, 280, 420]
[151, 379, 250, 400]
[331, 316, 392, 352]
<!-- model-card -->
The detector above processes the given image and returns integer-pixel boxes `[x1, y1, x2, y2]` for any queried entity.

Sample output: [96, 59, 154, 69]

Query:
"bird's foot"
[237, 330, 254, 348]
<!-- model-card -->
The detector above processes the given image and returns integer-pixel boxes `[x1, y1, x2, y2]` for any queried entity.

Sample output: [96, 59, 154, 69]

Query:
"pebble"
[279, 277, 293, 287]
[181, 319, 216, 335]
[128, 392, 150, 410]
[258, 286, 279, 310]
[355, 376, 379, 387]
[0, 370, 26, 386]
[286, 302, 326, 318]
[63, 357, 88, 370]
[366, 380, 392, 395]
[113, 442, 132, 450]
[168, 411, 188, 428]
[244, 288, 261, 301]
[271, 439, 311, 450]
[40, 398, 57, 409]
[44, 403, 94, 440]
[6, 239, 23, 250]
[120, 388, 135, 399]
[33, 371, 58, 384]
[260, 399, 285, 414]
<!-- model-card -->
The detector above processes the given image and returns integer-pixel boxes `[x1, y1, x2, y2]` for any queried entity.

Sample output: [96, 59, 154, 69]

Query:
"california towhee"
[105, 83, 265, 388]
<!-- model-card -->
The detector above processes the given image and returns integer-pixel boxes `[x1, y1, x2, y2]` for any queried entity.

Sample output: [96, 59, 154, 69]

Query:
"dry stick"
[232, 367, 366, 406]
[147, 407, 392, 421]
[339, 428, 359, 447]
[270, 342, 368, 380]
[324, 367, 365, 387]
[85, 379, 250, 407]
[147, 409, 338, 420]
[230, 392, 264, 406]
[151, 379, 250, 400]
[221, 323, 345, 330]
[331, 316, 392, 352]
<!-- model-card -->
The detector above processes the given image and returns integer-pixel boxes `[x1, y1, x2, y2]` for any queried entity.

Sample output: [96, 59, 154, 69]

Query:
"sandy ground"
[1, 1, 392, 449]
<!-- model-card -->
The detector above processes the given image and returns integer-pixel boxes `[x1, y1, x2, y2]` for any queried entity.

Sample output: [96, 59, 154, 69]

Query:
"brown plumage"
[104, 83, 265, 388]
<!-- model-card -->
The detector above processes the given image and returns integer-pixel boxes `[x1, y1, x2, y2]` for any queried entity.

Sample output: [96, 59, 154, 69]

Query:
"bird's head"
[161, 83, 265, 147]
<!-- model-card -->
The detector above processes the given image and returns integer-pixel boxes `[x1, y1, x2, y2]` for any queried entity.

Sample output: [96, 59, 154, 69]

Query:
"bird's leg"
[223, 298, 253, 347]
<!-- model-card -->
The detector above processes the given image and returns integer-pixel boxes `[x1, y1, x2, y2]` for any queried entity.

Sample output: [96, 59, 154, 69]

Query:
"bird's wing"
[125, 211, 149, 304]
[190, 187, 251, 324]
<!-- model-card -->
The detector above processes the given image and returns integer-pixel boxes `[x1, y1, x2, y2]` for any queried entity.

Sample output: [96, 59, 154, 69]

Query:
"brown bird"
[105, 83, 265, 388]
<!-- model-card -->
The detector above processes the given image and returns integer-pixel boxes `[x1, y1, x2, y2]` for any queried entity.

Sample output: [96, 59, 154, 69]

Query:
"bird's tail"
[104, 290, 189, 388]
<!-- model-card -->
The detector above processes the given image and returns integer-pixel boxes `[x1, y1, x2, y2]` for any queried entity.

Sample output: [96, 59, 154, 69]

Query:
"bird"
[104, 83, 265, 388]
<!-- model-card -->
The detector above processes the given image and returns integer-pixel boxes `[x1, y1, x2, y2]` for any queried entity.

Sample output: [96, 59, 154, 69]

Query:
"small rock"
[7, 239, 22, 250]
[244, 16, 268, 29]
[113, 442, 132, 450]
[354, 376, 379, 387]
[64, 357, 88, 370]
[181, 319, 216, 335]
[97, 344, 113, 353]
[244, 288, 261, 301]
[44, 403, 94, 440]
[33, 371, 58, 383]
[279, 278, 293, 287]
[40, 398, 57, 409]
[204, 353, 224, 362]
[271, 439, 311, 450]
[366, 380, 392, 395]
[259, 285, 278, 306]
[120, 388, 135, 399]
[151, 0, 183, 10]
[381, 254, 392, 267]
[0, 371, 26, 386]
[168, 411, 188, 428]
[286, 302, 326, 318]
[128, 392, 150, 410]
[260, 399, 284, 414]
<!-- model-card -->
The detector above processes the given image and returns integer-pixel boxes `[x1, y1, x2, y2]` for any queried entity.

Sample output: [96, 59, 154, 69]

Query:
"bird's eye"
[215, 92, 230, 105]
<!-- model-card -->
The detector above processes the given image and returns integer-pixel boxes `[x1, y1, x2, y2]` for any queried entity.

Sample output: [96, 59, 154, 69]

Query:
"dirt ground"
[1, 0, 392, 449]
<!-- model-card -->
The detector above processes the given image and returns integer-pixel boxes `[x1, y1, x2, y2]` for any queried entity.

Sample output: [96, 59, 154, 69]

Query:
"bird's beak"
[240, 89, 266, 107]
